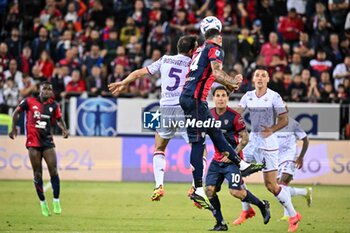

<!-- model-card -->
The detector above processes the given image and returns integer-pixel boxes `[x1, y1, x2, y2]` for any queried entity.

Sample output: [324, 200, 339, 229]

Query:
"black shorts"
[179, 95, 212, 143]
[205, 160, 242, 191]
[27, 145, 55, 153]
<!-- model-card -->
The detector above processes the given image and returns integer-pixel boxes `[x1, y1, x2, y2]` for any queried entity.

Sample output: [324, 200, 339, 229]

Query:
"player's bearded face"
[253, 70, 269, 88]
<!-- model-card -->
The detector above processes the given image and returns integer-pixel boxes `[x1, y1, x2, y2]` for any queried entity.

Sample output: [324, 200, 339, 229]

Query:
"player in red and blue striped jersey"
[9, 81, 68, 217]
[179, 28, 264, 210]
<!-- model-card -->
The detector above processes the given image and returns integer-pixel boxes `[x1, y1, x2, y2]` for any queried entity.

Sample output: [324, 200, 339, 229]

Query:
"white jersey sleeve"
[272, 93, 287, 115]
[293, 120, 307, 140]
[147, 57, 162, 75]
[238, 93, 248, 110]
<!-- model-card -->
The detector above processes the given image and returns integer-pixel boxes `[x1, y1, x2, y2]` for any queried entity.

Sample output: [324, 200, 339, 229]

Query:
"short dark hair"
[40, 81, 52, 87]
[212, 86, 229, 96]
[204, 28, 221, 40]
[177, 35, 198, 54]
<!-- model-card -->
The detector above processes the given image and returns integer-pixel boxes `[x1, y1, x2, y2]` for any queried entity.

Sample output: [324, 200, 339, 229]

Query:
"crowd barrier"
[66, 97, 342, 139]
[1, 136, 349, 185]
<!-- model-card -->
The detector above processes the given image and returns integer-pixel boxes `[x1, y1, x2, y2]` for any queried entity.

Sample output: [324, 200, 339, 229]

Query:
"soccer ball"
[200, 16, 222, 35]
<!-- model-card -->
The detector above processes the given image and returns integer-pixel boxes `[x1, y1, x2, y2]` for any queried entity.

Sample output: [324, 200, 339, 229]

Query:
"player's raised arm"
[210, 60, 243, 93]
[108, 67, 149, 96]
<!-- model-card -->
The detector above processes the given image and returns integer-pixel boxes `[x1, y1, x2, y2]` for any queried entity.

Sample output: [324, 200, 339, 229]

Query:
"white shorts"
[277, 160, 296, 179]
[243, 144, 278, 172]
[157, 106, 189, 143]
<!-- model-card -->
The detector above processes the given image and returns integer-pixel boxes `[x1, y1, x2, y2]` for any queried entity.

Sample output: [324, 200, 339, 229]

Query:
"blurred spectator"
[328, 0, 349, 30]
[82, 44, 104, 78]
[39, 3, 61, 26]
[17, 46, 34, 75]
[85, 29, 103, 53]
[260, 32, 286, 66]
[33, 50, 54, 79]
[127, 36, 144, 70]
[19, 73, 37, 98]
[4, 59, 23, 86]
[221, 3, 239, 34]
[268, 54, 288, 75]
[319, 71, 332, 90]
[111, 46, 130, 73]
[2, 78, 19, 109]
[251, 20, 265, 53]
[129, 75, 152, 98]
[103, 29, 122, 64]
[307, 76, 321, 102]
[309, 2, 332, 31]
[237, 27, 255, 67]
[312, 17, 331, 49]
[289, 53, 303, 78]
[63, 69, 86, 97]
[108, 64, 127, 84]
[278, 8, 304, 46]
[86, 65, 106, 96]
[268, 71, 287, 98]
[288, 74, 307, 102]
[128, 0, 149, 33]
[320, 82, 336, 102]
[51, 67, 69, 100]
[293, 32, 315, 67]
[146, 24, 170, 57]
[283, 71, 293, 90]
[340, 37, 350, 55]
[337, 84, 349, 102]
[333, 55, 350, 90]
[148, 0, 168, 27]
[256, 0, 275, 39]
[326, 33, 344, 66]
[0, 43, 9, 80]
[309, 49, 333, 79]
[273, 0, 288, 18]
[89, 0, 112, 29]
[237, 0, 257, 28]
[102, 17, 115, 42]
[31, 27, 51, 61]
[58, 48, 81, 73]
[120, 17, 141, 47]
[56, 30, 73, 62]
[5, 28, 22, 59]
[301, 68, 311, 86]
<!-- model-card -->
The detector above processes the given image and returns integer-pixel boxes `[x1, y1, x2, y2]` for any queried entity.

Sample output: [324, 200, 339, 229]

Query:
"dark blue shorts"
[205, 160, 242, 191]
[179, 94, 212, 143]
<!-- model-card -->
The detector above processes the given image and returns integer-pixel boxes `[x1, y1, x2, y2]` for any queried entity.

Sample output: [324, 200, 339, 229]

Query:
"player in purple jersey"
[179, 28, 264, 210]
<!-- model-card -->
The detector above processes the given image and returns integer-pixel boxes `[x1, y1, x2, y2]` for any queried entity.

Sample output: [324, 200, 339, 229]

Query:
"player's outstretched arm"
[108, 67, 149, 96]
[9, 108, 20, 140]
[57, 118, 69, 139]
[295, 136, 309, 169]
[210, 61, 242, 92]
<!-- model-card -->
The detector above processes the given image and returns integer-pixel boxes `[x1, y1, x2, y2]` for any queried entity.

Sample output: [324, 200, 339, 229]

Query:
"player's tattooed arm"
[235, 129, 249, 154]
[211, 61, 242, 92]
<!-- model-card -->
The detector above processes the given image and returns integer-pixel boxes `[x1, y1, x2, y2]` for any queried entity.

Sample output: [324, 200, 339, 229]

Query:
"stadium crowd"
[0, 0, 350, 113]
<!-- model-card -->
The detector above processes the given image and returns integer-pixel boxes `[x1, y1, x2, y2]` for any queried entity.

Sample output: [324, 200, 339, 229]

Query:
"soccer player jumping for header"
[180, 28, 264, 210]
[9, 81, 68, 216]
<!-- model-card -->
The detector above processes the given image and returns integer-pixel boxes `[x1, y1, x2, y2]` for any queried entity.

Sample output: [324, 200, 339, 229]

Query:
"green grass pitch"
[0, 181, 349, 233]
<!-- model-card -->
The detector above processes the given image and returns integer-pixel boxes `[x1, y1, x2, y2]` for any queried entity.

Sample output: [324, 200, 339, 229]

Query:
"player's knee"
[33, 172, 42, 180]
[49, 168, 58, 177]
[229, 189, 245, 199]
[205, 186, 216, 198]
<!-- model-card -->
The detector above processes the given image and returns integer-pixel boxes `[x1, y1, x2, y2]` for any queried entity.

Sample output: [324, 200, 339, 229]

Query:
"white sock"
[283, 207, 289, 217]
[241, 183, 252, 211]
[53, 198, 60, 202]
[153, 152, 166, 188]
[275, 185, 297, 217]
[202, 157, 207, 178]
[191, 157, 207, 187]
[40, 200, 46, 205]
[288, 186, 307, 197]
[239, 160, 250, 170]
[195, 187, 205, 197]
